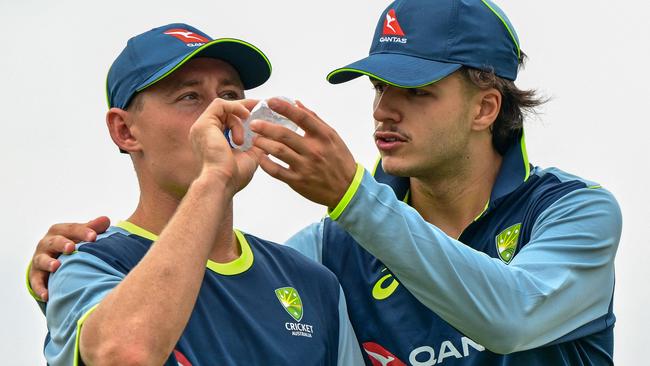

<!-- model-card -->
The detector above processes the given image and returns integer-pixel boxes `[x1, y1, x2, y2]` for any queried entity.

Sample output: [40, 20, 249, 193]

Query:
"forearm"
[334, 171, 620, 353]
[80, 172, 234, 365]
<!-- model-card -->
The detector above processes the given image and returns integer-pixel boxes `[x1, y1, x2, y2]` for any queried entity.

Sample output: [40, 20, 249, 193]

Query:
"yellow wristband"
[328, 163, 365, 221]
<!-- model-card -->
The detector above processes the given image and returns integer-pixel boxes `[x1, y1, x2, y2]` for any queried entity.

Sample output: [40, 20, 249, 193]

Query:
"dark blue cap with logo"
[107, 23, 272, 109]
[327, 0, 520, 86]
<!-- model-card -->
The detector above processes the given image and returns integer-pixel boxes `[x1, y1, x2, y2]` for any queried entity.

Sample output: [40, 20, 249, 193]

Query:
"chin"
[380, 158, 411, 177]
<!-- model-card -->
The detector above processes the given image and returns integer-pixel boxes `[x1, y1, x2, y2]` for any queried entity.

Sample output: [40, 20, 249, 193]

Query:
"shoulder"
[532, 166, 601, 187]
[530, 166, 619, 205]
[61, 226, 153, 275]
[528, 166, 621, 238]
[244, 232, 339, 283]
[525, 166, 618, 212]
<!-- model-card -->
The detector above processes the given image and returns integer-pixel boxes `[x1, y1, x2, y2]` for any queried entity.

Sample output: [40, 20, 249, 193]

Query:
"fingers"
[36, 233, 76, 259]
[29, 218, 102, 302]
[295, 100, 322, 121]
[241, 98, 259, 111]
[253, 133, 304, 166]
[266, 98, 322, 135]
[33, 253, 61, 273]
[226, 113, 245, 146]
[258, 154, 300, 183]
[203, 98, 250, 127]
[30, 255, 62, 302]
[29, 267, 52, 302]
[85, 216, 110, 240]
[33, 234, 76, 272]
[196, 98, 251, 147]
[47, 222, 99, 243]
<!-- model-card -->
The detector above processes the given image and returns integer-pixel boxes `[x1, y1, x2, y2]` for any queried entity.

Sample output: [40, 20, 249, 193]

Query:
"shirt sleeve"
[336, 286, 365, 365]
[44, 251, 125, 366]
[284, 221, 325, 263]
[332, 170, 621, 354]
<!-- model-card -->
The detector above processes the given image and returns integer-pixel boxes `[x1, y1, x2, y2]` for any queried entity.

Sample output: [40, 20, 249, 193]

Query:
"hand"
[189, 98, 263, 193]
[250, 98, 357, 208]
[29, 216, 111, 301]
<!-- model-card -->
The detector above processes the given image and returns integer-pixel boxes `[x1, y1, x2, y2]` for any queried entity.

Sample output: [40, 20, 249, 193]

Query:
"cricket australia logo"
[495, 223, 521, 264]
[276, 287, 314, 338]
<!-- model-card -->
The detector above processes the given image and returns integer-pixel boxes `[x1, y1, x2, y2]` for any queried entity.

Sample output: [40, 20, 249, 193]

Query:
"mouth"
[374, 131, 408, 151]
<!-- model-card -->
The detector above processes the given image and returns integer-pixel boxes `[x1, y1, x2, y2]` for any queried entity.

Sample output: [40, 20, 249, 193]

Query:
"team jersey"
[44, 222, 363, 365]
[287, 135, 621, 365]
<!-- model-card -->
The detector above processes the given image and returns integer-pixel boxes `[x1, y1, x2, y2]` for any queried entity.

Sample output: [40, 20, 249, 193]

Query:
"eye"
[372, 83, 387, 95]
[407, 88, 429, 97]
[178, 92, 199, 101]
[220, 91, 243, 101]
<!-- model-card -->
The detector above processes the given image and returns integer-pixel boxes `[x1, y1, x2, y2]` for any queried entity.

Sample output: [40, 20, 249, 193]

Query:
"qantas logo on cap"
[363, 342, 406, 366]
[380, 9, 407, 44]
[382, 9, 405, 36]
[164, 29, 210, 46]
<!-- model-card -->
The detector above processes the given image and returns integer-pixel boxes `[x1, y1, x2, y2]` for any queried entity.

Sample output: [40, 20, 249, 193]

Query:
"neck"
[410, 144, 502, 239]
[128, 173, 240, 263]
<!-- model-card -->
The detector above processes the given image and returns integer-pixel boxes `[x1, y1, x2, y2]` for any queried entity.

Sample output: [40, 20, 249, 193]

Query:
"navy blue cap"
[327, 0, 520, 86]
[107, 23, 272, 109]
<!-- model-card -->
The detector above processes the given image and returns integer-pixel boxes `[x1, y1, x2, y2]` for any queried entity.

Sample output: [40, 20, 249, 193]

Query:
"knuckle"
[47, 224, 61, 234]
[273, 144, 288, 156]
[33, 254, 46, 269]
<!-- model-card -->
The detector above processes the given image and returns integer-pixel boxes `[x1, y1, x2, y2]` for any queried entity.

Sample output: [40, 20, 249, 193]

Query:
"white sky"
[1, 0, 648, 364]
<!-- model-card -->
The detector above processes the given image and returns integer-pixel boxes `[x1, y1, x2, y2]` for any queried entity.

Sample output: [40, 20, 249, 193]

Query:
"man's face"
[127, 57, 244, 199]
[371, 72, 477, 179]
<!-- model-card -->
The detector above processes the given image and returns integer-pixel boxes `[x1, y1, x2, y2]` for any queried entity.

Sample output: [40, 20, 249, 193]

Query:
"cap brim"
[137, 38, 272, 92]
[327, 53, 462, 88]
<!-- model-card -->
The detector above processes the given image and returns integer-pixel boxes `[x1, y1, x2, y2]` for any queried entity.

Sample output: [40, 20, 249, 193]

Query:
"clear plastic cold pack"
[229, 97, 298, 151]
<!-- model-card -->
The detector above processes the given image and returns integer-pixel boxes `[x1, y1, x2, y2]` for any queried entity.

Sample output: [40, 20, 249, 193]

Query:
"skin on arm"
[77, 98, 257, 365]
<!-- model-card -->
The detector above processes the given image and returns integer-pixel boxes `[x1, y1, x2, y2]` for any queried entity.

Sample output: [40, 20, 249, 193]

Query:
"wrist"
[193, 168, 236, 198]
[328, 163, 365, 220]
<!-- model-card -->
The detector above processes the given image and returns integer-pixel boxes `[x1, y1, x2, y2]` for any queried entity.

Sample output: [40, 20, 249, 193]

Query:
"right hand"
[29, 216, 111, 301]
[189, 98, 263, 193]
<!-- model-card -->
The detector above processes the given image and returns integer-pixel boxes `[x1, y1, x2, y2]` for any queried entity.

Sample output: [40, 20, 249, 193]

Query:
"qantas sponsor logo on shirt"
[380, 9, 407, 44]
[164, 29, 210, 47]
[364, 337, 485, 365]
[173, 349, 192, 366]
[364, 342, 406, 366]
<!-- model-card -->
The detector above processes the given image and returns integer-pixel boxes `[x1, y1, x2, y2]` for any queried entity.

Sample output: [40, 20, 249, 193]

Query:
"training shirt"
[44, 221, 363, 365]
[287, 135, 621, 365]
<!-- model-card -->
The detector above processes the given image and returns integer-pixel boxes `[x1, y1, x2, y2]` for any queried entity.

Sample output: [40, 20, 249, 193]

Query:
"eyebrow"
[164, 77, 243, 97]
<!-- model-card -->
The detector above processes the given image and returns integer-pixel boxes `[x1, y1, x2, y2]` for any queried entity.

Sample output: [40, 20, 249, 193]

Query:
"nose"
[372, 86, 401, 125]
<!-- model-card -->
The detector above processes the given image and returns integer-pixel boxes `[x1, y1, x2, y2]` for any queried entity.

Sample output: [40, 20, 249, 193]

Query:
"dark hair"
[460, 52, 547, 155]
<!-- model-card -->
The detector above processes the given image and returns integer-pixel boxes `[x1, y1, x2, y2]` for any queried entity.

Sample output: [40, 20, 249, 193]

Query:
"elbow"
[81, 340, 161, 366]
[474, 319, 528, 355]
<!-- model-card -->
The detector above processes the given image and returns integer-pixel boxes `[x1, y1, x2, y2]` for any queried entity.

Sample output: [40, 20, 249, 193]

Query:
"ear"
[471, 88, 501, 132]
[106, 108, 141, 153]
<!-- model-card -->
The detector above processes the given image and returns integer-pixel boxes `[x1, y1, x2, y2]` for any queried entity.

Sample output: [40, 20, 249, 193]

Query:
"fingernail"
[249, 120, 260, 131]
[39, 292, 47, 300]
[48, 261, 55, 271]
[85, 231, 94, 242]
[267, 99, 279, 109]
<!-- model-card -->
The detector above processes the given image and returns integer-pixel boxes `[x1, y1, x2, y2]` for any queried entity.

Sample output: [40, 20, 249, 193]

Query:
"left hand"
[250, 98, 357, 208]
